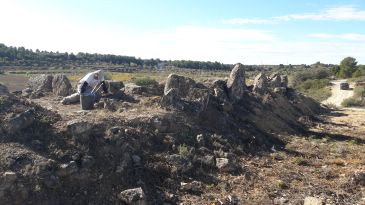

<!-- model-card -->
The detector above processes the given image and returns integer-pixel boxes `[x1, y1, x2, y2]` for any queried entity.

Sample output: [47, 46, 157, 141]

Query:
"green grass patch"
[132, 77, 158, 86]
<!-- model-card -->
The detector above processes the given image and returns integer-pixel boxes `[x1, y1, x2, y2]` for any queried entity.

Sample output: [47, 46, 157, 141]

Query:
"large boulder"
[52, 74, 72, 96]
[160, 88, 184, 110]
[268, 73, 282, 88]
[227, 63, 246, 101]
[281, 75, 288, 88]
[124, 84, 146, 95]
[6, 109, 36, 132]
[210, 80, 228, 102]
[164, 74, 196, 98]
[21, 88, 33, 97]
[118, 187, 147, 205]
[106, 80, 124, 95]
[28, 74, 53, 92]
[0, 83, 9, 95]
[66, 120, 94, 143]
[253, 72, 268, 95]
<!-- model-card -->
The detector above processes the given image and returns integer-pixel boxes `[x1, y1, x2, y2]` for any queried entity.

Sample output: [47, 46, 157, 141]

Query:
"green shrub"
[178, 144, 192, 157]
[290, 69, 331, 87]
[341, 97, 365, 107]
[354, 86, 365, 98]
[133, 77, 158, 86]
[295, 79, 331, 101]
[104, 72, 112, 80]
[293, 157, 309, 166]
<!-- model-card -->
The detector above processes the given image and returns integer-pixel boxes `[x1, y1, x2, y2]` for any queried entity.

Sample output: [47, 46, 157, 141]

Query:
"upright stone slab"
[52, 74, 72, 96]
[28, 74, 53, 92]
[253, 72, 268, 95]
[227, 63, 246, 101]
[164, 74, 196, 98]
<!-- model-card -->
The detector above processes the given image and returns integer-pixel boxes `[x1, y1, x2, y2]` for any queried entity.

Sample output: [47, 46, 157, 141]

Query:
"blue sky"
[1, 0, 365, 64]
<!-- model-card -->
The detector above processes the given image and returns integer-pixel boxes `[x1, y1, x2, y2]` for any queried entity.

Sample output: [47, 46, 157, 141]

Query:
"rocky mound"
[25, 74, 73, 98]
[0, 65, 327, 205]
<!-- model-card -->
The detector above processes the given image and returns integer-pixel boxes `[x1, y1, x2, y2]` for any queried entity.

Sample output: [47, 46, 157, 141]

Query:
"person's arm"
[101, 81, 108, 93]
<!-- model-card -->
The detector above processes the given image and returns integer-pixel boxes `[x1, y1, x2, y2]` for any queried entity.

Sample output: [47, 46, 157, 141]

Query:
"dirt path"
[322, 79, 354, 107]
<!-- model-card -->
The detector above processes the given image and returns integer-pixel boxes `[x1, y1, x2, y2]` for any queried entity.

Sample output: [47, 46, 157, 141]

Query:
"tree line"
[0, 43, 231, 70]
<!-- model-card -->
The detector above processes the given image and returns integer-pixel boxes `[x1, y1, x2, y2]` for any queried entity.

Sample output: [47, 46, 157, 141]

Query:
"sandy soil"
[322, 80, 354, 107]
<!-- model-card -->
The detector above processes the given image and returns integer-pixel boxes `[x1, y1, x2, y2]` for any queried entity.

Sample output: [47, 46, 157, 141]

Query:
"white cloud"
[222, 18, 275, 25]
[308, 33, 365, 41]
[225, 5, 365, 24]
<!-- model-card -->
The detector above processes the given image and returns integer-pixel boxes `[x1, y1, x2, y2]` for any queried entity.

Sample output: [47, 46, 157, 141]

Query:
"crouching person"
[61, 69, 108, 104]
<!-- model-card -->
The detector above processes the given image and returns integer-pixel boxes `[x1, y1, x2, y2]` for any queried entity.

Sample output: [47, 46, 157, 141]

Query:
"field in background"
[0, 69, 232, 92]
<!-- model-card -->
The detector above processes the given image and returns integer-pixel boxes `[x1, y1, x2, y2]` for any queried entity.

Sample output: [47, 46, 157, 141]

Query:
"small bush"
[133, 77, 158, 86]
[354, 86, 365, 98]
[274, 180, 289, 189]
[341, 97, 365, 107]
[293, 157, 309, 166]
[104, 72, 112, 80]
[178, 144, 192, 157]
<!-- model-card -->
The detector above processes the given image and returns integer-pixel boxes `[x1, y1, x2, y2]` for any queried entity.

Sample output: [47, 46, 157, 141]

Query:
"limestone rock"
[351, 170, 365, 186]
[28, 74, 53, 92]
[66, 120, 94, 143]
[52, 74, 72, 96]
[269, 73, 282, 88]
[0, 83, 9, 95]
[160, 88, 184, 110]
[167, 154, 193, 174]
[253, 72, 268, 94]
[164, 74, 196, 98]
[281, 75, 288, 88]
[106, 80, 124, 95]
[304, 197, 323, 205]
[21, 87, 33, 97]
[57, 161, 78, 177]
[119, 187, 147, 205]
[227, 63, 246, 101]
[2, 171, 17, 183]
[216, 157, 238, 173]
[7, 109, 36, 132]
[124, 84, 146, 95]
[273, 87, 287, 95]
[216, 158, 229, 169]
[180, 181, 202, 193]
[103, 98, 116, 111]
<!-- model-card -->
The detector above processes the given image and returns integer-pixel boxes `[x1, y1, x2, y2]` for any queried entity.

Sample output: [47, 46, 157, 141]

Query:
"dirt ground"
[180, 108, 365, 205]
[0, 74, 28, 92]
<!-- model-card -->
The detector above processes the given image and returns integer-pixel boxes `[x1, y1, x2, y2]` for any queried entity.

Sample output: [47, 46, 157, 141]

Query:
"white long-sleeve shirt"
[77, 69, 104, 93]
